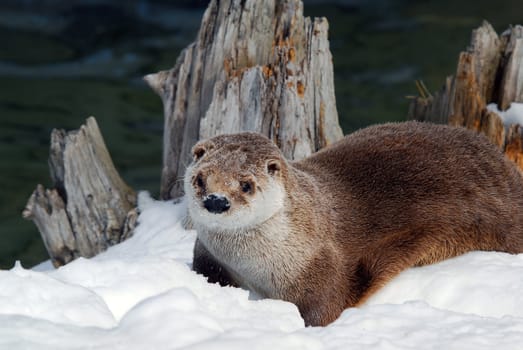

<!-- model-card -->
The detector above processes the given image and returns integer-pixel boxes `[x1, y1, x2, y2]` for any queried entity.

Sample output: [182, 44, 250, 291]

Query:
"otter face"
[184, 133, 286, 231]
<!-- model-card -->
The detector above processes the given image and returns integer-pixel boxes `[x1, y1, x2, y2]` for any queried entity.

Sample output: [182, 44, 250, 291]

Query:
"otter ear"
[266, 159, 281, 176]
[192, 142, 212, 162]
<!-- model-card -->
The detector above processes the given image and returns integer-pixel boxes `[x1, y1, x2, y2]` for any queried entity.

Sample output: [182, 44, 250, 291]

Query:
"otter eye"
[240, 181, 252, 193]
[195, 174, 205, 189]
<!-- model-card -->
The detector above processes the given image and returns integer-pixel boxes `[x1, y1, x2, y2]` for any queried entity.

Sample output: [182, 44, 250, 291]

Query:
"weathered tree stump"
[408, 22, 523, 167]
[23, 117, 137, 267]
[145, 0, 344, 200]
[23, 0, 343, 265]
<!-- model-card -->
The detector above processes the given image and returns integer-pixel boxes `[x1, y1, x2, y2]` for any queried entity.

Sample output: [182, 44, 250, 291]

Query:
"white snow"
[1, 191, 523, 349]
[487, 102, 523, 127]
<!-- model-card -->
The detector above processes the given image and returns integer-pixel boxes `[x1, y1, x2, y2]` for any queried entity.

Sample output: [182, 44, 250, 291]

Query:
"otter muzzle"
[203, 194, 230, 214]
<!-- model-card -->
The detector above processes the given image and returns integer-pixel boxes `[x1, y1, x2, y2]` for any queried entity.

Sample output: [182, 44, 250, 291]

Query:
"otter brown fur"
[184, 121, 523, 327]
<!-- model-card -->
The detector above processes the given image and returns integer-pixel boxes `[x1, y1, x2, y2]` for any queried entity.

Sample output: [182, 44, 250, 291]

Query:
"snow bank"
[487, 102, 523, 126]
[1, 192, 522, 349]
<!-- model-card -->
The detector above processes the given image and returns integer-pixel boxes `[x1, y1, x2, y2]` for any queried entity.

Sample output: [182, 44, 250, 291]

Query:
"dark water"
[1, 0, 521, 268]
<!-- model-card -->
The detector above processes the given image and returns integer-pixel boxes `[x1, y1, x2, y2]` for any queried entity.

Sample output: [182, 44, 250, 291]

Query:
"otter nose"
[203, 194, 230, 214]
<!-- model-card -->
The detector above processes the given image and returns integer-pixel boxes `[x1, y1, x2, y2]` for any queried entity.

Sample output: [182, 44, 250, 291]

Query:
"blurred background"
[0, 0, 521, 268]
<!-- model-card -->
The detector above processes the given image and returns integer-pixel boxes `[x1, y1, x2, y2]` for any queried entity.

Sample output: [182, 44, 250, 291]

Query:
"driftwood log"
[23, 117, 137, 267]
[408, 21, 523, 168]
[145, 0, 344, 200]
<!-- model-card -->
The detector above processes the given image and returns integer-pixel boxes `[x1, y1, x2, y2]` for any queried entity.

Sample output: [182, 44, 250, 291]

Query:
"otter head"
[184, 133, 287, 231]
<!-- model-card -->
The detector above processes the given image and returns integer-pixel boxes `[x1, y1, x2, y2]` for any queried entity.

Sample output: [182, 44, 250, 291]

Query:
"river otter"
[184, 121, 523, 326]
